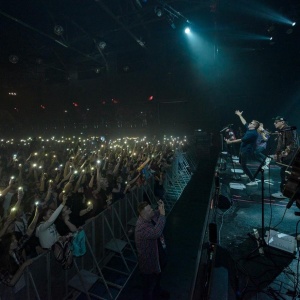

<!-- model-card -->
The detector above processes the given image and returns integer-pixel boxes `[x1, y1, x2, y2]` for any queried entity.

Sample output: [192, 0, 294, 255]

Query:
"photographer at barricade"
[35, 194, 73, 270]
[135, 200, 170, 300]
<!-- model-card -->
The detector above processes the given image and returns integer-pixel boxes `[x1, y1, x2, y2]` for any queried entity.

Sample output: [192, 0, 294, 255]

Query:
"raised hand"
[158, 200, 165, 216]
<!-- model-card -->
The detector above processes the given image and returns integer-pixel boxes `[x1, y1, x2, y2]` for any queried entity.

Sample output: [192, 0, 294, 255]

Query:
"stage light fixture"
[292, 22, 296, 26]
[123, 66, 130, 72]
[54, 25, 64, 36]
[137, 39, 145, 46]
[155, 6, 163, 17]
[98, 41, 106, 50]
[269, 37, 273, 40]
[9, 55, 19, 64]
[184, 27, 191, 34]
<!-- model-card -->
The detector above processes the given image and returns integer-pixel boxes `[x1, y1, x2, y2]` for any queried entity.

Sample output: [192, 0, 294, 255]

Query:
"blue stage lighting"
[184, 27, 191, 34]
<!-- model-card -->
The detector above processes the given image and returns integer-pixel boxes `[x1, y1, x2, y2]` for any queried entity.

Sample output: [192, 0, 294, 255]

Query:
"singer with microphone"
[271, 116, 298, 199]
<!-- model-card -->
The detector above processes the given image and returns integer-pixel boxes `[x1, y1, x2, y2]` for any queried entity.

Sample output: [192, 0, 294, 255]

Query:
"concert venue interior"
[0, 0, 300, 299]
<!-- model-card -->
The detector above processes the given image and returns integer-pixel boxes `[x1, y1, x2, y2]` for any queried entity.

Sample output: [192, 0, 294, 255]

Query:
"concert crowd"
[0, 134, 181, 286]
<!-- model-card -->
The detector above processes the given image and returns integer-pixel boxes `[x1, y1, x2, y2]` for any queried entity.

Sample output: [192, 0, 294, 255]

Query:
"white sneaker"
[246, 181, 258, 186]
[264, 157, 271, 166]
[241, 174, 249, 178]
[271, 192, 287, 199]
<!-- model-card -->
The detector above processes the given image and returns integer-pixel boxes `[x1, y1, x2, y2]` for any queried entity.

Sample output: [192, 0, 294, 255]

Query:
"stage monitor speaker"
[218, 185, 232, 209]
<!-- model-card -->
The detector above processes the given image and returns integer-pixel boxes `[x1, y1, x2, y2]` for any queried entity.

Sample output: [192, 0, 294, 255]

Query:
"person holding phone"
[135, 200, 170, 299]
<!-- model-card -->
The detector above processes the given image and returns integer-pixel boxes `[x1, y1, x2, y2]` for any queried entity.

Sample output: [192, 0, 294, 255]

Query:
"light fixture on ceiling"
[54, 25, 64, 36]
[9, 55, 19, 64]
[154, 6, 163, 17]
[137, 38, 145, 47]
[98, 41, 106, 50]
[286, 21, 296, 34]
[184, 27, 191, 34]
[123, 66, 130, 72]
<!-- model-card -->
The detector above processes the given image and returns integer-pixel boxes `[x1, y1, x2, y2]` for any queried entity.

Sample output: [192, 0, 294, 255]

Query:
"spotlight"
[137, 39, 145, 47]
[292, 22, 296, 27]
[269, 37, 273, 40]
[123, 66, 130, 72]
[9, 55, 19, 64]
[54, 25, 64, 36]
[154, 6, 163, 17]
[184, 27, 191, 34]
[98, 41, 106, 50]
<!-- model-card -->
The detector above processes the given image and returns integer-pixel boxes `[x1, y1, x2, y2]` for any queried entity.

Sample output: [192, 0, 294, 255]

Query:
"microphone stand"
[245, 139, 277, 259]
[246, 158, 267, 259]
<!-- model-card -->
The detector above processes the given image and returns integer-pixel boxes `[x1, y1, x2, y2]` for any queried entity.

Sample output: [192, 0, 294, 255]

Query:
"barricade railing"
[0, 147, 199, 299]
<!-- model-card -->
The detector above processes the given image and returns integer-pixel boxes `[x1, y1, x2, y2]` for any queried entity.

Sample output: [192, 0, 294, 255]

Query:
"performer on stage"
[271, 116, 298, 199]
[225, 110, 259, 186]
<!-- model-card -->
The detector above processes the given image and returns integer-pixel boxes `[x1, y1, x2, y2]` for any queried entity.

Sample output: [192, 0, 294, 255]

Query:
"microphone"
[220, 127, 228, 133]
[278, 126, 297, 132]
[220, 124, 233, 133]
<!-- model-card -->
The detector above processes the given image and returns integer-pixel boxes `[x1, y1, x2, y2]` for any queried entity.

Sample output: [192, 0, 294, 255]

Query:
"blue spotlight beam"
[242, 2, 295, 26]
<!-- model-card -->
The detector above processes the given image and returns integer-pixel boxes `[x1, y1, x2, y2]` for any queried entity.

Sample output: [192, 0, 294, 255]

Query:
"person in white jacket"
[35, 194, 73, 269]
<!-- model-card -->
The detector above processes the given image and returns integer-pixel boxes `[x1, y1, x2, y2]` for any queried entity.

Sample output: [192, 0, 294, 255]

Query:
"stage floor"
[118, 152, 300, 300]
[211, 153, 300, 300]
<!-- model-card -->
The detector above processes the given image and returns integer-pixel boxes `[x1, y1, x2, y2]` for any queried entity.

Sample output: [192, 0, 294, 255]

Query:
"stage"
[118, 151, 300, 300]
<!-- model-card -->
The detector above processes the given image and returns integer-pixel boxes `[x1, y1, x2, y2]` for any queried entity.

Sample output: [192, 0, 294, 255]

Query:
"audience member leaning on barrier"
[0, 135, 177, 286]
[36, 193, 74, 270]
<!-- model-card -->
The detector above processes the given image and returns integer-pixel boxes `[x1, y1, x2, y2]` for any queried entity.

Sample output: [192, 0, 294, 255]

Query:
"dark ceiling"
[0, 0, 210, 85]
[0, 0, 298, 87]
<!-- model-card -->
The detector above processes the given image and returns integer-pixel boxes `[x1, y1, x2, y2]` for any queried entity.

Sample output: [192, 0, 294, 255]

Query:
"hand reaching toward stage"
[235, 110, 243, 116]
